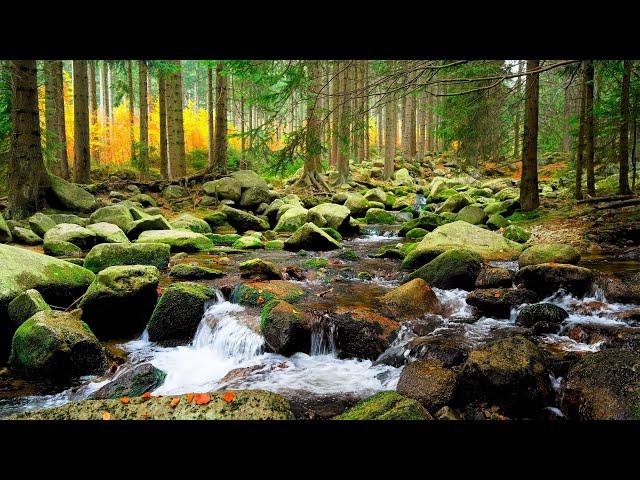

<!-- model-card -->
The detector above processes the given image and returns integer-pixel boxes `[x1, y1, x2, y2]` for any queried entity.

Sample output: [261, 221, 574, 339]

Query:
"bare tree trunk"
[127, 60, 135, 162]
[427, 90, 434, 152]
[158, 73, 168, 179]
[363, 60, 370, 162]
[377, 83, 383, 155]
[101, 61, 111, 163]
[44, 60, 68, 178]
[417, 91, 426, 161]
[107, 62, 114, 125]
[212, 62, 227, 174]
[194, 63, 199, 113]
[207, 66, 214, 168]
[585, 60, 596, 196]
[335, 61, 351, 184]
[240, 80, 246, 169]
[7, 60, 50, 219]
[88, 60, 99, 165]
[138, 60, 149, 179]
[519, 60, 540, 212]
[562, 75, 571, 154]
[166, 61, 186, 178]
[73, 60, 91, 184]
[384, 87, 397, 180]
[330, 61, 341, 167]
[576, 65, 586, 200]
[619, 60, 631, 195]
[513, 61, 524, 157]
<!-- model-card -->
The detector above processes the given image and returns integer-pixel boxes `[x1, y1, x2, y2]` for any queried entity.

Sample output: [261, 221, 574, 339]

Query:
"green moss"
[322, 227, 342, 241]
[264, 240, 285, 250]
[364, 208, 396, 225]
[503, 225, 531, 243]
[408, 248, 482, 290]
[43, 240, 82, 257]
[406, 227, 428, 239]
[83, 242, 171, 273]
[337, 250, 359, 261]
[507, 210, 541, 222]
[334, 391, 431, 420]
[169, 264, 223, 280]
[304, 258, 329, 270]
[207, 233, 241, 245]
[259, 299, 279, 331]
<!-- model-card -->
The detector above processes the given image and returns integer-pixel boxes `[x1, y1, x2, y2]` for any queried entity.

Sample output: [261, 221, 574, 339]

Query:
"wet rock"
[407, 335, 470, 367]
[126, 215, 172, 239]
[136, 229, 214, 252]
[435, 405, 462, 420]
[43, 240, 82, 257]
[9, 309, 106, 382]
[265, 239, 285, 250]
[456, 205, 488, 225]
[402, 221, 522, 269]
[147, 282, 218, 344]
[47, 174, 98, 212]
[334, 391, 432, 420]
[332, 306, 400, 360]
[8, 289, 51, 327]
[11, 227, 42, 245]
[169, 264, 223, 280]
[598, 271, 640, 304]
[563, 349, 640, 420]
[515, 263, 594, 297]
[208, 233, 241, 246]
[459, 336, 552, 413]
[28, 212, 58, 237]
[372, 245, 405, 259]
[518, 243, 581, 267]
[379, 278, 442, 319]
[515, 303, 569, 328]
[260, 300, 311, 356]
[221, 205, 270, 232]
[14, 389, 295, 420]
[397, 359, 459, 412]
[91, 363, 167, 399]
[466, 288, 539, 318]
[407, 248, 482, 290]
[284, 222, 342, 251]
[398, 212, 443, 236]
[169, 213, 212, 234]
[364, 208, 396, 225]
[239, 258, 283, 281]
[231, 280, 306, 307]
[87, 222, 130, 243]
[79, 265, 160, 339]
[83, 242, 171, 273]
[43, 223, 96, 250]
[406, 227, 428, 239]
[503, 225, 531, 243]
[475, 267, 514, 289]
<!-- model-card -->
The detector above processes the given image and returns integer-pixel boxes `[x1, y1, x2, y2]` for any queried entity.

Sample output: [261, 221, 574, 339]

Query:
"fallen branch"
[577, 194, 635, 204]
[596, 198, 640, 210]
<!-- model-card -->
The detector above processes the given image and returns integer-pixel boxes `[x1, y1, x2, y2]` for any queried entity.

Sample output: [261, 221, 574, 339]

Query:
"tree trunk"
[585, 60, 596, 196]
[330, 61, 341, 167]
[194, 63, 199, 113]
[107, 62, 114, 125]
[88, 60, 99, 165]
[212, 62, 227, 174]
[158, 73, 168, 179]
[363, 60, 369, 162]
[7, 60, 50, 219]
[619, 60, 631, 195]
[575, 66, 587, 200]
[207, 66, 214, 169]
[514, 60, 524, 157]
[101, 61, 111, 162]
[44, 60, 68, 178]
[519, 60, 540, 212]
[167, 60, 186, 178]
[377, 83, 383, 155]
[417, 91, 426, 161]
[240, 80, 246, 169]
[384, 87, 397, 180]
[427, 90, 434, 152]
[138, 60, 149, 179]
[335, 61, 351, 184]
[562, 76, 570, 154]
[73, 60, 91, 184]
[127, 60, 135, 162]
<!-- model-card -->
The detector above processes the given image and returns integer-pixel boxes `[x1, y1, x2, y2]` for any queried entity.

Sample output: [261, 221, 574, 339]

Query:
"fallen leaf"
[257, 296, 265, 305]
[120, 397, 130, 404]
[194, 393, 211, 405]
[170, 397, 180, 408]
[223, 391, 235, 403]
[494, 291, 502, 298]
[186, 393, 194, 403]
[141, 392, 152, 399]
[102, 411, 111, 421]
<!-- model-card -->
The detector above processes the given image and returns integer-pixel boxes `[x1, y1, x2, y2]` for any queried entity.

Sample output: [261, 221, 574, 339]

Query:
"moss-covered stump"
[231, 280, 306, 307]
[47, 173, 98, 213]
[284, 222, 342, 251]
[518, 243, 581, 267]
[13, 389, 295, 420]
[562, 349, 640, 420]
[260, 300, 310, 356]
[239, 258, 283, 281]
[332, 306, 400, 360]
[147, 282, 217, 344]
[397, 359, 459, 412]
[514, 263, 593, 297]
[43, 240, 82, 257]
[8, 289, 51, 327]
[169, 264, 223, 280]
[379, 278, 442, 319]
[91, 363, 167, 399]
[9, 310, 106, 382]
[79, 265, 160, 339]
[459, 336, 551, 414]
[407, 249, 482, 291]
[334, 391, 433, 420]
[466, 288, 539, 318]
[83, 242, 171, 273]
[136, 229, 214, 253]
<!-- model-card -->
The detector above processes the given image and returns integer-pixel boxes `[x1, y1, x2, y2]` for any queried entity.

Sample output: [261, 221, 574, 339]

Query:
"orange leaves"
[494, 291, 502, 298]
[141, 392, 152, 399]
[222, 391, 235, 403]
[257, 296, 265, 305]
[156, 286, 164, 296]
[102, 411, 111, 421]
[194, 393, 211, 405]
[120, 397, 130, 404]
[186, 393, 194, 403]
[169, 397, 180, 408]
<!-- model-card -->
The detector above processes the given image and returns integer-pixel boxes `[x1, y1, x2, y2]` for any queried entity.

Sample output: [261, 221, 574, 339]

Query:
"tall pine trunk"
[584, 60, 596, 196]
[44, 60, 68, 178]
[335, 61, 351, 184]
[207, 66, 214, 168]
[519, 60, 540, 212]
[330, 61, 341, 166]
[417, 91, 426, 161]
[619, 60, 631, 195]
[101, 61, 111, 162]
[575, 66, 587, 200]
[127, 60, 135, 162]
[7, 60, 50, 219]
[158, 73, 168, 179]
[88, 60, 99, 165]
[73, 60, 91, 184]
[138, 60, 149, 179]
[167, 60, 186, 178]
[384, 86, 397, 180]
[212, 62, 227, 174]
[514, 61, 524, 157]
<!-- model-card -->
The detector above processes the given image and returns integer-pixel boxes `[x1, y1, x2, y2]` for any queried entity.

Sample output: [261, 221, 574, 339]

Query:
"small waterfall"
[310, 319, 336, 356]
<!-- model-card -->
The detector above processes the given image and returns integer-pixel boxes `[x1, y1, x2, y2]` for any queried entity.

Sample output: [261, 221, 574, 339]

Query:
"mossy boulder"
[162, 185, 188, 200]
[47, 174, 98, 213]
[364, 208, 396, 225]
[260, 300, 310, 356]
[456, 205, 488, 225]
[466, 288, 538, 318]
[274, 206, 309, 233]
[14, 389, 295, 420]
[332, 306, 400, 360]
[484, 199, 520, 217]
[89, 204, 135, 231]
[407, 249, 483, 290]
[402, 221, 523, 269]
[239, 258, 282, 281]
[344, 193, 369, 217]
[128, 193, 157, 207]
[503, 225, 531, 243]
[83, 242, 171, 273]
[202, 210, 228, 229]
[231, 280, 306, 307]
[43, 240, 82, 257]
[44, 223, 96, 249]
[515, 303, 569, 328]
[147, 282, 217, 344]
[459, 336, 551, 413]
[28, 212, 58, 237]
[126, 215, 173, 240]
[9, 226, 41, 246]
[207, 233, 241, 246]
[398, 212, 443, 236]
[240, 186, 272, 209]
[8, 289, 51, 327]
[87, 222, 130, 244]
[49, 213, 90, 227]
[79, 265, 160, 339]
[563, 349, 640, 420]
[518, 243, 581, 267]
[437, 193, 470, 214]
[231, 169, 269, 190]
[232, 235, 263, 250]
[204, 177, 242, 202]
[364, 187, 388, 204]
[406, 228, 428, 240]
[169, 264, 223, 280]
[486, 214, 510, 230]
[265, 239, 285, 250]
[169, 213, 212, 234]
[9, 309, 106, 381]
[397, 359, 459, 412]
[515, 263, 593, 297]
[91, 363, 167, 400]
[334, 391, 432, 420]
[284, 222, 342, 251]
[136, 229, 213, 252]
[307, 203, 351, 231]
[221, 205, 270, 232]
[379, 278, 442, 319]
[475, 267, 514, 289]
